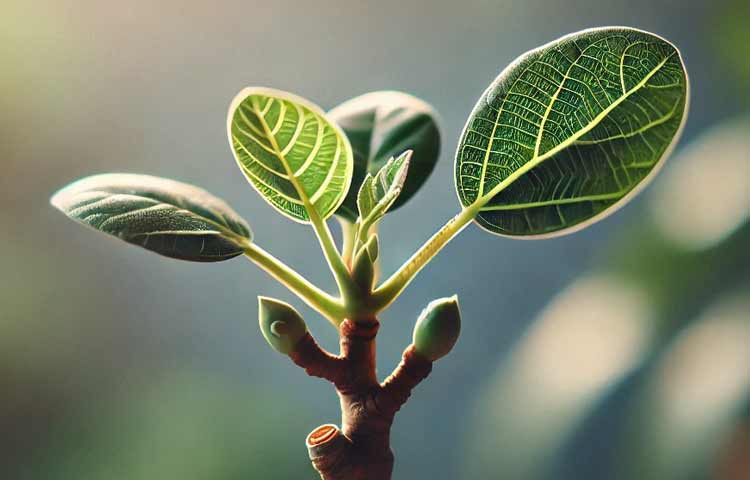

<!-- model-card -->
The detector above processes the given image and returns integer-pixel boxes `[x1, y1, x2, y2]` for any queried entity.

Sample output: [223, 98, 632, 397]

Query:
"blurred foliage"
[619, 290, 749, 480]
[711, 0, 750, 102]
[463, 272, 656, 478]
[17, 373, 312, 480]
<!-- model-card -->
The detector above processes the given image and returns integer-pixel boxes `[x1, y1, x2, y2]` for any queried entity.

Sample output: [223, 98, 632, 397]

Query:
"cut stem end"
[307, 424, 341, 447]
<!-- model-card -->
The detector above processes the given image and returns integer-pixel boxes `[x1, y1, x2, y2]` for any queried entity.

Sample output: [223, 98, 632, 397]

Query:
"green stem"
[243, 242, 346, 325]
[370, 139, 572, 312]
[356, 192, 398, 252]
[338, 217, 358, 268]
[307, 205, 358, 301]
[369, 224, 381, 285]
[370, 204, 480, 312]
[249, 96, 355, 302]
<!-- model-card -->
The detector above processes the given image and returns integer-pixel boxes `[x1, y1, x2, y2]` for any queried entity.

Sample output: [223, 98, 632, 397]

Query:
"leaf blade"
[455, 27, 689, 237]
[51, 173, 251, 262]
[329, 91, 440, 221]
[228, 87, 354, 223]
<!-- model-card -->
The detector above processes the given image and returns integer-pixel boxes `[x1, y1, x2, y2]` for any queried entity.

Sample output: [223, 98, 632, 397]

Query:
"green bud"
[351, 234, 378, 290]
[413, 295, 461, 361]
[258, 296, 307, 355]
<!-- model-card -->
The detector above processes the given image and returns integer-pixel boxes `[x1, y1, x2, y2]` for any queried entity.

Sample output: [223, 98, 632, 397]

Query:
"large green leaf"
[228, 87, 353, 223]
[51, 174, 251, 262]
[328, 91, 441, 221]
[455, 27, 688, 237]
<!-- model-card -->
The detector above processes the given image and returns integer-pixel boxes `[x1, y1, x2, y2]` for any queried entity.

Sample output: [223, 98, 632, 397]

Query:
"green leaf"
[228, 87, 354, 223]
[50, 173, 251, 262]
[356, 150, 411, 224]
[455, 27, 688, 237]
[328, 91, 441, 221]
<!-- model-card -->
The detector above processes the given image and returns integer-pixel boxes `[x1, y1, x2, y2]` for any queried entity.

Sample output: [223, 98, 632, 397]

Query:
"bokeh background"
[2, 0, 748, 478]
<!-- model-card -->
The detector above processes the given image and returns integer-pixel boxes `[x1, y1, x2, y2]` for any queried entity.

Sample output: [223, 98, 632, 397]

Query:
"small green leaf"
[455, 27, 688, 237]
[51, 174, 252, 262]
[228, 87, 354, 223]
[258, 297, 308, 355]
[413, 296, 461, 362]
[329, 91, 441, 221]
[356, 150, 411, 225]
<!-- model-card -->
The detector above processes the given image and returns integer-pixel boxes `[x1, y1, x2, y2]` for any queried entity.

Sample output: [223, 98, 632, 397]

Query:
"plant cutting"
[51, 27, 688, 480]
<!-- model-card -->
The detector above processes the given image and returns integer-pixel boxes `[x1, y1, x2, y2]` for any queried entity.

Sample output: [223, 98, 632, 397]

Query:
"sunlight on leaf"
[51, 174, 251, 262]
[228, 87, 353, 223]
[455, 27, 688, 237]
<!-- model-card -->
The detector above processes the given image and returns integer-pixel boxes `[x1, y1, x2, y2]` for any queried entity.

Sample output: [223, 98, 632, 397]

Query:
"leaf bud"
[413, 295, 461, 361]
[258, 296, 307, 355]
[351, 234, 378, 290]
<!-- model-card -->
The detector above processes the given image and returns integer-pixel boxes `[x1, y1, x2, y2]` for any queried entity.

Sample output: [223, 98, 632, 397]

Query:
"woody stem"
[288, 317, 433, 480]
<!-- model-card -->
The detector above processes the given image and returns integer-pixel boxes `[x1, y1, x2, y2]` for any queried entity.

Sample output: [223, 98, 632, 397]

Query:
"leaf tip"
[49, 179, 82, 213]
[49, 188, 65, 211]
[398, 149, 414, 164]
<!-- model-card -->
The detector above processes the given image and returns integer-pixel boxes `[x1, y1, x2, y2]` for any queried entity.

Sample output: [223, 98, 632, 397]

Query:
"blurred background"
[1, 0, 748, 478]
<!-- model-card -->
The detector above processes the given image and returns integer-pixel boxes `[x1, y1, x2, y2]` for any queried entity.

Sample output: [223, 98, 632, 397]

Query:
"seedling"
[51, 27, 688, 479]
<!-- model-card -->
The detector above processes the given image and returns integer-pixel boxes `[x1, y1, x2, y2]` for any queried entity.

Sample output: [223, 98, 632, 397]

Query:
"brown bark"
[288, 317, 433, 480]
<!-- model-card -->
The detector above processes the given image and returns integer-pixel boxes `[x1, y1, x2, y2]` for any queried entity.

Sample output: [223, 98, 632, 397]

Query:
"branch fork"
[289, 318, 434, 480]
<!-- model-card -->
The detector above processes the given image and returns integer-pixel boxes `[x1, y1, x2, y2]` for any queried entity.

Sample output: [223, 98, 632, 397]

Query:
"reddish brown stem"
[379, 345, 433, 414]
[289, 333, 346, 387]
[288, 318, 433, 480]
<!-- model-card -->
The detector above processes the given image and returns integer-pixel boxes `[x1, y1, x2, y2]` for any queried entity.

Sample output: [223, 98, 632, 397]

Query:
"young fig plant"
[51, 26, 688, 480]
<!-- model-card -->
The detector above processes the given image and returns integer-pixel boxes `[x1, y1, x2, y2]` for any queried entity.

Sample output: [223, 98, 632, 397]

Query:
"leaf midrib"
[480, 190, 625, 211]
[473, 50, 675, 210]
[72, 191, 250, 246]
[249, 97, 328, 218]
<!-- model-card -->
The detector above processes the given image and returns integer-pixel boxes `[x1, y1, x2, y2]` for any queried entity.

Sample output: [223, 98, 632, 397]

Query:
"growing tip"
[397, 149, 414, 163]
